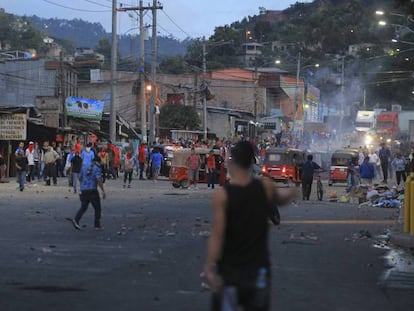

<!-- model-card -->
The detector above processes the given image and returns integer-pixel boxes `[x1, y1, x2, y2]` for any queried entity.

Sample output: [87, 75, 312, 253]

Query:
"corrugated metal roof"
[210, 68, 254, 82]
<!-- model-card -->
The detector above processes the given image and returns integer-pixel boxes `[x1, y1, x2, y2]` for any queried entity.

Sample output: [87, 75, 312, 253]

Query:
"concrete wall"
[0, 59, 55, 106]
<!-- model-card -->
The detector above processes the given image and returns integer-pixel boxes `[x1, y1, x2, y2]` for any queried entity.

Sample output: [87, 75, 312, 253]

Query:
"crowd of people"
[345, 142, 414, 194]
[1, 139, 123, 191]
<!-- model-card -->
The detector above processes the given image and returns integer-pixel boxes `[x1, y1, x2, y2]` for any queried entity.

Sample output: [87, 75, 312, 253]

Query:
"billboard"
[0, 113, 27, 140]
[65, 96, 104, 120]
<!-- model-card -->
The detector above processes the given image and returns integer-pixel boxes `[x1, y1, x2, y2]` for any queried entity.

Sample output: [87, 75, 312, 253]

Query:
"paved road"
[0, 177, 413, 310]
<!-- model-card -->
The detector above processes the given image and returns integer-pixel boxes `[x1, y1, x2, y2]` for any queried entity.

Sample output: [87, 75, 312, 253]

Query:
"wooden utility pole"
[139, 0, 146, 142]
[149, 0, 162, 145]
[118, 1, 162, 143]
[59, 51, 66, 128]
[110, 0, 118, 143]
[202, 40, 207, 141]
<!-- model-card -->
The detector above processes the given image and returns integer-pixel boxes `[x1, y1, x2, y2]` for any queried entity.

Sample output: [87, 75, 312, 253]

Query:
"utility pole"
[338, 55, 345, 140]
[200, 39, 232, 141]
[109, 0, 117, 143]
[59, 51, 66, 129]
[253, 63, 258, 138]
[139, 0, 146, 142]
[202, 40, 207, 141]
[149, 0, 162, 145]
[117, 1, 162, 143]
[293, 51, 301, 140]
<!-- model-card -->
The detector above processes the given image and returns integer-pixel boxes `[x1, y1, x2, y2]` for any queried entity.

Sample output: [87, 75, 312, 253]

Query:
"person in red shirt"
[74, 139, 82, 154]
[107, 142, 120, 179]
[138, 143, 147, 180]
[207, 149, 216, 189]
[186, 147, 201, 189]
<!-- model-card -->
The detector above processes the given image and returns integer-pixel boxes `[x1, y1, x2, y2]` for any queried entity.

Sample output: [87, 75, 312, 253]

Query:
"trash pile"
[356, 183, 404, 208]
[328, 183, 405, 208]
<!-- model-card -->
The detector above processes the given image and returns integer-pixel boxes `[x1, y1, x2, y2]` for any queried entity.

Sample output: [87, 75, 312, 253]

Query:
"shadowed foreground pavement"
[0, 178, 413, 310]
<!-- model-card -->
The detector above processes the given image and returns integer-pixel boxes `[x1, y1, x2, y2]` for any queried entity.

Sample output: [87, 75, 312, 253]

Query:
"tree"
[159, 104, 200, 130]
[0, 9, 15, 49]
[394, 0, 414, 15]
[159, 56, 189, 74]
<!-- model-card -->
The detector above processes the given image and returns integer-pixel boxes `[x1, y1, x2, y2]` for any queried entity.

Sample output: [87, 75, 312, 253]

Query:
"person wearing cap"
[25, 141, 35, 183]
[71, 155, 106, 230]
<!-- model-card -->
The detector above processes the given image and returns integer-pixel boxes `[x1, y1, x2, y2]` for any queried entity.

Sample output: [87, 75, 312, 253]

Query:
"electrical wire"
[42, 0, 111, 13]
[83, 0, 112, 9]
[160, 9, 192, 39]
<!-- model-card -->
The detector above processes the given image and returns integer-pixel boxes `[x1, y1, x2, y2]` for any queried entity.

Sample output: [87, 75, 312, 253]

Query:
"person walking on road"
[301, 154, 321, 200]
[391, 153, 407, 186]
[379, 143, 391, 183]
[138, 142, 147, 180]
[71, 156, 106, 230]
[204, 141, 296, 311]
[0, 152, 7, 182]
[359, 156, 375, 185]
[150, 148, 163, 182]
[44, 146, 58, 186]
[70, 150, 82, 194]
[98, 147, 110, 183]
[186, 147, 201, 189]
[15, 150, 28, 191]
[25, 141, 35, 183]
[123, 150, 137, 188]
[368, 150, 382, 182]
[81, 142, 95, 169]
[207, 149, 216, 189]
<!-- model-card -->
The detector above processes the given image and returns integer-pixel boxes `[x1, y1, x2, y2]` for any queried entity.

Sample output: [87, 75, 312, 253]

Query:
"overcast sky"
[2, 0, 312, 40]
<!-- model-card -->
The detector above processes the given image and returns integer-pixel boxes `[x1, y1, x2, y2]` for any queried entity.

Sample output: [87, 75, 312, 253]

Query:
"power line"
[142, 13, 178, 40]
[42, 0, 111, 13]
[83, 0, 112, 9]
[160, 9, 192, 38]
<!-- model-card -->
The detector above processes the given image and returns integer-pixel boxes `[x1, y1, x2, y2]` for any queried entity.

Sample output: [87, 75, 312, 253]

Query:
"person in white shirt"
[368, 150, 382, 181]
[358, 148, 365, 166]
[25, 141, 35, 182]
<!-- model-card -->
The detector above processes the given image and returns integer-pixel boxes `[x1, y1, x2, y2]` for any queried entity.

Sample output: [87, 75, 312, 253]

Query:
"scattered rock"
[199, 231, 210, 238]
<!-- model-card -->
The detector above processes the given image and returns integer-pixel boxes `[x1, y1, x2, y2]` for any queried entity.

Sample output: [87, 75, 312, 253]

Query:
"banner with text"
[65, 96, 104, 120]
[0, 113, 27, 140]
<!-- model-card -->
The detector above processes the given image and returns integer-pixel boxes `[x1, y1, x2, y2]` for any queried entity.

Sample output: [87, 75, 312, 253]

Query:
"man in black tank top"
[204, 141, 297, 311]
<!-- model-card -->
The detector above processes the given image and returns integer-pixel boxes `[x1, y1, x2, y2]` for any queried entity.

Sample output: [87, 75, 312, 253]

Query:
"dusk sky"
[1, 0, 312, 40]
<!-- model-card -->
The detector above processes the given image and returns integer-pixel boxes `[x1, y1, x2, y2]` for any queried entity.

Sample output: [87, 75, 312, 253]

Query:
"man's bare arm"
[262, 176, 297, 207]
[204, 188, 227, 291]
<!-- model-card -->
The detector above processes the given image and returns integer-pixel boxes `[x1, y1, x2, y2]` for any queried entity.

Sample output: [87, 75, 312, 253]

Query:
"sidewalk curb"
[389, 230, 414, 249]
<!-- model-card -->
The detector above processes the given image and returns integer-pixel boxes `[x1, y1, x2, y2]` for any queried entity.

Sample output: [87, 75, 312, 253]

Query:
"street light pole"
[139, 0, 146, 143]
[149, 0, 161, 145]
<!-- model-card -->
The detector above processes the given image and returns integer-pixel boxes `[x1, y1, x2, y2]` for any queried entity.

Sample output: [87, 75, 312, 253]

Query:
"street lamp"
[376, 8, 414, 45]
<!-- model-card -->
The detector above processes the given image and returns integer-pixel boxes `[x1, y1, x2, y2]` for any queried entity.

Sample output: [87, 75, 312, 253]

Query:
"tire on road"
[180, 179, 189, 188]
